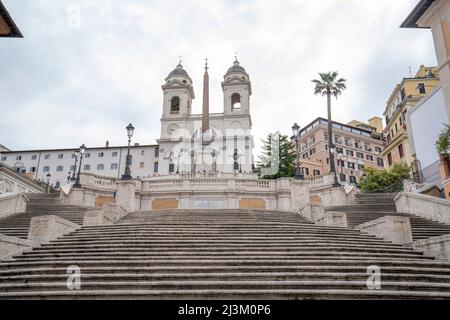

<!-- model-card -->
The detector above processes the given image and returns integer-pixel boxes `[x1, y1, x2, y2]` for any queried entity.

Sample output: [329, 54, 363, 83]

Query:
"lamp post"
[122, 123, 135, 180]
[73, 144, 86, 188]
[67, 172, 71, 184]
[46, 173, 51, 193]
[292, 123, 304, 180]
[71, 151, 79, 182]
[329, 144, 340, 187]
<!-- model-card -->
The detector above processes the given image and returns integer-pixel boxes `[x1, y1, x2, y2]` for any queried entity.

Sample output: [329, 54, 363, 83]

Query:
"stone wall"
[395, 192, 450, 225]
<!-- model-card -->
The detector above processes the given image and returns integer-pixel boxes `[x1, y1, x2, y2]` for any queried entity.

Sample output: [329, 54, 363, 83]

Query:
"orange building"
[0, 0, 22, 38]
[294, 117, 385, 184]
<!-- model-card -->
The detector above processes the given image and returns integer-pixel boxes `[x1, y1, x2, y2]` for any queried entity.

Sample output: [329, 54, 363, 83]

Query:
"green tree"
[435, 123, 450, 156]
[359, 163, 411, 193]
[257, 132, 296, 179]
[312, 72, 346, 184]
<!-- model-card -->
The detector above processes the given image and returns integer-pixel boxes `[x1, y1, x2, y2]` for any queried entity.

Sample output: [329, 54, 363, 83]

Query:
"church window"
[154, 162, 159, 173]
[171, 96, 180, 113]
[155, 148, 160, 157]
[169, 163, 175, 173]
[231, 93, 241, 111]
[56, 166, 64, 172]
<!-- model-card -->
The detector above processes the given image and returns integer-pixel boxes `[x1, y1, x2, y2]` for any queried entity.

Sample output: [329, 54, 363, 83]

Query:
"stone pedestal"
[116, 180, 136, 212]
[103, 203, 128, 221]
[69, 188, 96, 206]
[290, 181, 310, 212]
[0, 193, 28, 219]
[356, 216, 413, 245]
[411, 235, 450, 261]
[0, 235, 37, 260]
[83, 211, 113, 227]
[316, 211, 348, 227]
[28, 215, 80, 243]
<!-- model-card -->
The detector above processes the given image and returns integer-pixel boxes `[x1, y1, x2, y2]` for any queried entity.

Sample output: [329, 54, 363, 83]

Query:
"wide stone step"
[3, 272, 450, 284]
[3, 288, 450, 299]
[3, 264, 450, 277]
[2, 280, 450, 294]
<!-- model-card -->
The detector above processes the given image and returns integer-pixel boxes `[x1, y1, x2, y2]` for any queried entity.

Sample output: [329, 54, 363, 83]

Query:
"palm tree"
[312, 72, 347, 187]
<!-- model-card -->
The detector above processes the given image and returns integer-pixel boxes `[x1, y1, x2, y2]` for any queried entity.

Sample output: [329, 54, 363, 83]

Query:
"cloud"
[0, 0, 437, 155]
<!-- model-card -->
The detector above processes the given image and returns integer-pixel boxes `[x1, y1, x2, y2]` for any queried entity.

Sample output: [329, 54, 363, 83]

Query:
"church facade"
[0, 59, 256, 186]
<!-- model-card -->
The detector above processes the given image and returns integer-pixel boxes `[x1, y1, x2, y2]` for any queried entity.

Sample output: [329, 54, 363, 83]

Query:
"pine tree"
[257, 132, 296, 179]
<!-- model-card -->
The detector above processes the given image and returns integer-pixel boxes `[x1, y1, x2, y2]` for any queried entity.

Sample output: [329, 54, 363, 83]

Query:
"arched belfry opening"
[231, 93, 241, 111]
[171, 96, 180, 113]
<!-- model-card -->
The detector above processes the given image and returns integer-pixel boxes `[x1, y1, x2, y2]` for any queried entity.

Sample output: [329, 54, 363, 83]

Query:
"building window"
[350, 176, 357, 184]
[84, 164, 91, 171]
[336, 147, 343, 154]
[418, 83, 426, 94]
[85, 153, 91, 158]
[139, 150, 144, 156]
[98, 152, 104, 158]
[97, 164, 104, 171]
[112, 152, 118, 157]
[367, 155, 374, 161]
[111, 163, 118, 170]
[43, 166, 50, 172]
[356, 152, 364, 159]
[58, 154, 64, 159]
[140, 162, 145, 169]
[387, 134, 391, 144]
[377, 158, 384, 167]
[31, 155, 37, 160]
[388, 153, 393, 166]
[399, 116, 403, 126]
[70, 165, 76, 172]
[340, 174, 346, 182]
[303, 168, 310, 176]
[16, 156, 22, 161]
[154, 162, 159, 173]
[169, 163, 175, 173]
[348, 162, 355, 169]
[346, 150, 354, 157]
[44, 154, 50, 160]
[401, 88, 406, 100]
[326, 158, 330, 164]
[375, 146, 382, 153]
[395, 123, 398, 133]
[30, 167, 37, 173]
[56, 166, 64, 172]
[303, 153, 308, 159]
[155, 148, 160, 157]
[171, 96, 180, 113]
[0, 156, 6, 161]
[309, 148, 316, 156]
[313, 170, 321, 176]
[231, 93, 241, 111]
[398, 144, 404, 158]
[358, 164, 365, 171]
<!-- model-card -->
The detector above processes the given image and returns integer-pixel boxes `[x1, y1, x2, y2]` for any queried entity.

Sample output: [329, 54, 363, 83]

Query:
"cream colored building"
[402, 0, 450, 123]
[381, 65, 439, 169]
[295, 117, 385, 184]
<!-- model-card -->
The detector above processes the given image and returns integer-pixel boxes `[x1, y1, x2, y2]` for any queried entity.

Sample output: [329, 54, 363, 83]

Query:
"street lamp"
[292, 123, 304, 180]
[329, 144, 340, 187]
[73, 144, 86, 188]
[122, 123, 135, 180]
[67, 172, 71, 184]
[46, 173, 51, 193]
[71, 150, 79, 182]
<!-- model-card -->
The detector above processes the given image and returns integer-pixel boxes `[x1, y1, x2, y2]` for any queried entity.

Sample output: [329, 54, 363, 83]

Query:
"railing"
[80, 173, 118, 191]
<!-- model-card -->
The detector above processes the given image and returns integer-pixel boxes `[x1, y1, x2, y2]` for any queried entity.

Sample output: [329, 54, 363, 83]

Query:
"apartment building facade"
[296, 117, 385, 184]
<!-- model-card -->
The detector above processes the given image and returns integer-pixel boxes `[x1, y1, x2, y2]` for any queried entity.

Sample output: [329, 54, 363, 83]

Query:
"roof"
[0, 144, 159, 154]
[0, 0, 22, 38]
[299, 117, 373, 135]
[400, 0, 435, 29]
[225, 60, 248, 76]
[166, 63, 191, 81]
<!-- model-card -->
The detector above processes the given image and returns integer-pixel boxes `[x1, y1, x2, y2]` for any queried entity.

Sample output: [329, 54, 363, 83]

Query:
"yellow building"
[0, 0, 22, 38]
[381, 65, 440, 170]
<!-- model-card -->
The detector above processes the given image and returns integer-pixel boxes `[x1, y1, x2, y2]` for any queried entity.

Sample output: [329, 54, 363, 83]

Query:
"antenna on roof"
[408, 66, 412, 78]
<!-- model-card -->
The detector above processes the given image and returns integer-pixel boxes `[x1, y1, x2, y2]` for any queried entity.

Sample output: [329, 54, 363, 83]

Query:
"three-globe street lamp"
[73, 144, 86, 188]
[71, 150, 79, 182]
[121, 123, 135, 180]
[292, 123, 304, 180]
[46, 173, 51, 193]
[329, 144, 341, 187]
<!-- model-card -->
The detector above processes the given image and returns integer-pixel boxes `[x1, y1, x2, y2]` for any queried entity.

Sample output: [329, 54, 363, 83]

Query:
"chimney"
[134, 143, 140, 146]
[105, 140, 110, 148]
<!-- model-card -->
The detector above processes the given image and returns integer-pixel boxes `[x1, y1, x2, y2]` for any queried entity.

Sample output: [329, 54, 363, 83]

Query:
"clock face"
[167, 124, 180, 135]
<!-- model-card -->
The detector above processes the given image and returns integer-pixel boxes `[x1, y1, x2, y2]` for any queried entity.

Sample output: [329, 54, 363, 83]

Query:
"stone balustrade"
[80, 173, 118, 191]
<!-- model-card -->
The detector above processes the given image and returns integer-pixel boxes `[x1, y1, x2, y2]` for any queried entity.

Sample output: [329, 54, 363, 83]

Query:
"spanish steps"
[0, 193, 450, 299]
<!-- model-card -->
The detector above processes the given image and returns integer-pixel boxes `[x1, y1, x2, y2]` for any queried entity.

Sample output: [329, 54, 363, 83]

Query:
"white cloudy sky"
[0, 0, 437, 154]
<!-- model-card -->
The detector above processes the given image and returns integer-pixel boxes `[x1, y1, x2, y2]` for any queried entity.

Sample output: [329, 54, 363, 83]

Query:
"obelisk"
[202, 58, 210, 145]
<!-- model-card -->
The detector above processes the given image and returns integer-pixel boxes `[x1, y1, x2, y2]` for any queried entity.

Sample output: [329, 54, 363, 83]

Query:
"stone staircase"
[326, 193, 450, 241]
[1, 209, 450, 299]
[0, 193, 97, 239]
